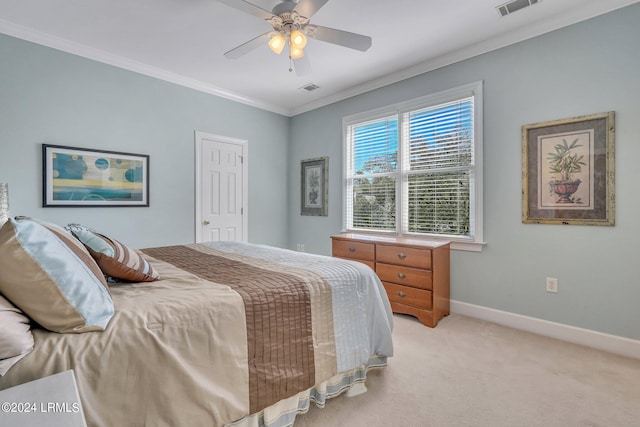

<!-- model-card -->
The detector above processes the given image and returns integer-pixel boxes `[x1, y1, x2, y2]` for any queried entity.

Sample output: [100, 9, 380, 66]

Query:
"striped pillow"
[0, 217, 113, 333]
[66, 224, 159, 282]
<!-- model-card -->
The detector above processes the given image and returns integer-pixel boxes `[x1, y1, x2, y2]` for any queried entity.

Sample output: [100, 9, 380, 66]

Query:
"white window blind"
[344, 82, 483, 246]
[346, 115, 398, 231]
[403, 98, 474, 237]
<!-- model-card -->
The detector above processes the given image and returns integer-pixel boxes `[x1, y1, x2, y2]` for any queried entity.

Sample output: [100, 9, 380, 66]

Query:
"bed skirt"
[228, 355, 388, 427]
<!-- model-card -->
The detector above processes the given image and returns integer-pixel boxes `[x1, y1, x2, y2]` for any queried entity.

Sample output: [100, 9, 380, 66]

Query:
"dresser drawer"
[332, 233, 449, 328]
[340, 258, 375, 271]
[376, 263, 432, 290]
[383, 282, 433, 310]
[332, 239, 375, 261]
[376, 244, 431, 269]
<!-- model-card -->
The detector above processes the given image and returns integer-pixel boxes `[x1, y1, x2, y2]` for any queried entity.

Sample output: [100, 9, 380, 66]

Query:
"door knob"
[203, 220, 210, 225]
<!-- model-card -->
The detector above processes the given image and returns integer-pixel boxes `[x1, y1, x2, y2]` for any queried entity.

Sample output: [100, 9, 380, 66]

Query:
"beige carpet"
[294, 314, 640, 427]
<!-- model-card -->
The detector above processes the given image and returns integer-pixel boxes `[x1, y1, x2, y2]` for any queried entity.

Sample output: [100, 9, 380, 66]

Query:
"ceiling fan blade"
[293, 54, 312, 77]
[293, 0, 329, 19]
[224, 32, 272, 59]
[216, 0, 275, 21]
[310, 25, 372, 51]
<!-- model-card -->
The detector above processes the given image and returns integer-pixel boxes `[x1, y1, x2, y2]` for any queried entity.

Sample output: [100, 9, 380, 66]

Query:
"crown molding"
[0, 19, 289, 117]
[1, 0, 638, 118]
[288, 0, 640, 116]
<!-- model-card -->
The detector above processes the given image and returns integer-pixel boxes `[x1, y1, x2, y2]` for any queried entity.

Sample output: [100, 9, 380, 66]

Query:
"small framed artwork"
[521, 111, 614, 225]
[301, 156, 328, 216]
[42, 144, 150, 207]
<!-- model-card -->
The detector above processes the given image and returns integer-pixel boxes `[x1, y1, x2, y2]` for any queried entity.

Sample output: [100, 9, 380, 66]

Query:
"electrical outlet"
[546, 277, 558, 293]
[296, 243, 305, 252]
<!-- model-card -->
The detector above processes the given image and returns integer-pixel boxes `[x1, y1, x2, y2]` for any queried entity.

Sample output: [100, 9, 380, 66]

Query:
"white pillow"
[0, 294, 34, 375]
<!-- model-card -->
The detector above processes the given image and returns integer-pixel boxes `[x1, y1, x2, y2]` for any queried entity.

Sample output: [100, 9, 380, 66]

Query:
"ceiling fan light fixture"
[290, 29, 307, 49]
[290, 45, 304, 59]
[221, 0, 373, 75]
[268, 33, 286, 54]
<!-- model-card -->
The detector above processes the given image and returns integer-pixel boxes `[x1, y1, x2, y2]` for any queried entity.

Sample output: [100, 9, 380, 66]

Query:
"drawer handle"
[397, 252, 407, 260]
[348, 246, 356, 252]
[397, 272, 406, 279]
[397, 291, 406, 298]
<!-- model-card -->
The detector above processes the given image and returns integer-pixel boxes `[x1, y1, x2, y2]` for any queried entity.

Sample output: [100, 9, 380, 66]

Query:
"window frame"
[342, 81, 484, 251]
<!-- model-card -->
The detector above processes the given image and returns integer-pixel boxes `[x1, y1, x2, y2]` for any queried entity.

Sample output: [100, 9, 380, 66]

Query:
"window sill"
[451, 240, 486, 252]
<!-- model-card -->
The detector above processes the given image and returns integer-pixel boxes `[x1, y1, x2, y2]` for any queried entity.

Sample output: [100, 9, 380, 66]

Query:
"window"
[343, 82, 483, 250]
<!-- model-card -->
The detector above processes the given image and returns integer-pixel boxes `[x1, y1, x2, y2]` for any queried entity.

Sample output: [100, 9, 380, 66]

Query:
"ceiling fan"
[218, 0, 372, 75]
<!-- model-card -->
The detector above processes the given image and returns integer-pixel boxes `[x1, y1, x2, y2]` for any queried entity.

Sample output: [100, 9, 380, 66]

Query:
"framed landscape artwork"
[521, 111, 615, 225]
[301, 156, 328, 216]
[43, 144, 149, 207]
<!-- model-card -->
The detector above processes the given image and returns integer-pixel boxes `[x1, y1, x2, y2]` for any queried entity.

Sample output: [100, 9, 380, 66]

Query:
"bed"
[0, 217, 393, 427]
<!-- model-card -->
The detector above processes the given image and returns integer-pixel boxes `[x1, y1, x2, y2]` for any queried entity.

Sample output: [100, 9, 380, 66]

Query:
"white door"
[195, 131, 247, 243]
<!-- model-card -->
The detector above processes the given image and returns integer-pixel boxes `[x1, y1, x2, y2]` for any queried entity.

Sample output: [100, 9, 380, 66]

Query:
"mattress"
[0, 241, 393, 426]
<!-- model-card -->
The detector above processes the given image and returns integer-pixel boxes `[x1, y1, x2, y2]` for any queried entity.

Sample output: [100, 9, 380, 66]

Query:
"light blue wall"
[0, 34, 290, 249]
[288, 4, 640, 340]
[1, 5, 638, 341]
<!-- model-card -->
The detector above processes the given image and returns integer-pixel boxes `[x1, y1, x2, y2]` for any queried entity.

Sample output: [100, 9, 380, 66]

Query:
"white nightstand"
[0, 370, 87, 427]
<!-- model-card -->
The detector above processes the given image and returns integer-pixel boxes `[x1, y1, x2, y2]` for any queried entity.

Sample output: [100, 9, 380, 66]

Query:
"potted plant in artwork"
[547, 138, 586, 204]
[308, 170, 320, 204]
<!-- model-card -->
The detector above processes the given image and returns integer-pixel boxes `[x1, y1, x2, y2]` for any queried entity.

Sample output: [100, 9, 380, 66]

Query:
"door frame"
[194, 131, 248, 243]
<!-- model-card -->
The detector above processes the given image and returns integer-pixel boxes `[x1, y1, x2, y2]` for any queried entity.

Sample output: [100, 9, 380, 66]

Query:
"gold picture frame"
[522, 111, 615, 225]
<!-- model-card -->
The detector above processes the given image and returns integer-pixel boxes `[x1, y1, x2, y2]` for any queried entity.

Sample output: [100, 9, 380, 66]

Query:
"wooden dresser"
[331, 233, 450, 327]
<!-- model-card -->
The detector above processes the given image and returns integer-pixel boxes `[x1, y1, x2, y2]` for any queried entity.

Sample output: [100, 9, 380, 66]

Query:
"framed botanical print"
[521, 112, 614, 225]
[301, 157, 328, 216]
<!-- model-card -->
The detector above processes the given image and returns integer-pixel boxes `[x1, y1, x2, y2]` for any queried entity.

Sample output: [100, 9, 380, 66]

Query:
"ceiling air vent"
[496, 0, 540, 17]
[299, 83, 320, 93]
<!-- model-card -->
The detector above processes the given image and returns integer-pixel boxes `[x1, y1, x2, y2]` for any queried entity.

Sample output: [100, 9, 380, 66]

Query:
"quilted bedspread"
[0, 242, 393, 426]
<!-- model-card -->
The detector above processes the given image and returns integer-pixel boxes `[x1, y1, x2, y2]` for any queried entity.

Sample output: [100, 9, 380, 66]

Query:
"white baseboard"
[450, 300, 640, 360]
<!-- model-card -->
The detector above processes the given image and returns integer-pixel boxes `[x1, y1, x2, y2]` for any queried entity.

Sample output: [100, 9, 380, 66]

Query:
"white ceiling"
[0, 0, 637, 116]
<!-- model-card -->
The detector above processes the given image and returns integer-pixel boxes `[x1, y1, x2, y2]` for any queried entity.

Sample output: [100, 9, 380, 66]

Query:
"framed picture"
[522, 111, 614, 225]
[42, 144, 149, 207]
[301, 156, 328, 216]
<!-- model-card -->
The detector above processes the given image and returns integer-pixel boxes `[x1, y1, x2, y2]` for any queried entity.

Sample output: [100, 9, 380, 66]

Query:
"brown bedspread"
[142, 245, 316, 413]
